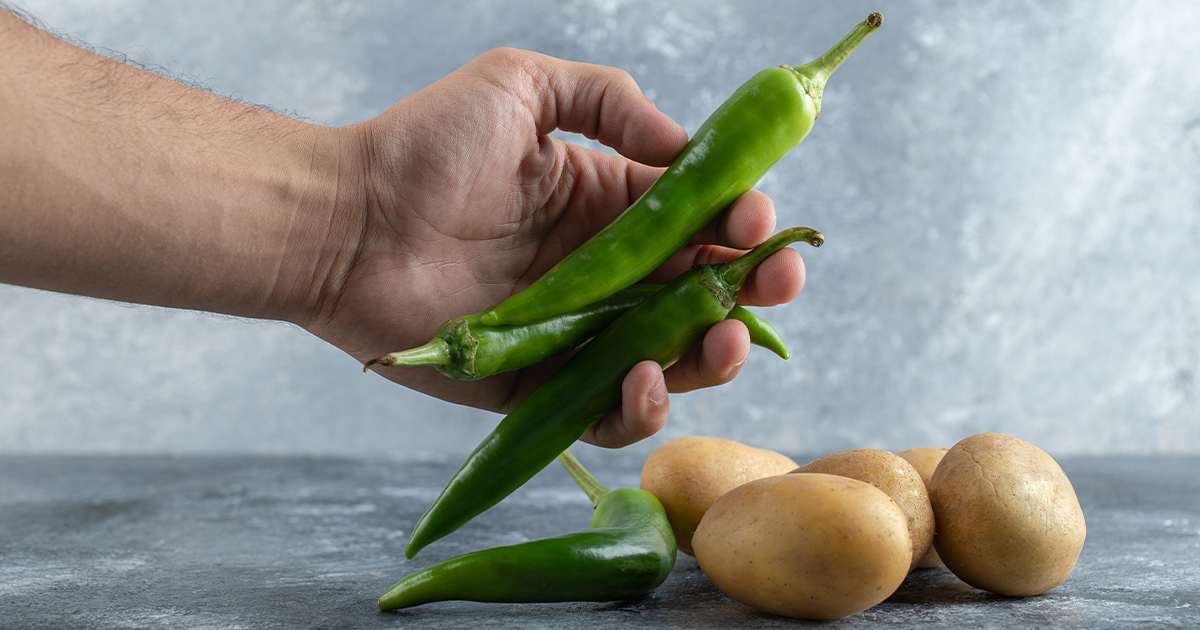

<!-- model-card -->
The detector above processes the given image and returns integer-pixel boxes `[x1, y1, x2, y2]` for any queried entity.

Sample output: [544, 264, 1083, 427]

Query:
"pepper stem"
[362, 338, 449, 373]
[720, 227, 824, 290]
[557, 450, 609, 508]
[789, 13, 883, 117]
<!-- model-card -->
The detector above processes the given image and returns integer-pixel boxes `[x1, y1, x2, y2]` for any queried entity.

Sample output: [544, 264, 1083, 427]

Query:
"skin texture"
[928, 433, 1086, 597]
[693, 473, 911, 620]
[896, 446, 950, 568]
[792, 449, 936, 572]
[639, 436, 798, 555]
[0, 10, 808, 448]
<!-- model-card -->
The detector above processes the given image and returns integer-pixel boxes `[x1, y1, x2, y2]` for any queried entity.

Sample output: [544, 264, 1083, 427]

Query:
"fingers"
[640, 189, 777, 283]
[641, 243, 806, 308]
[581, 320, 754, 448]
[690, 189, 777, 249]
[736, 246, 805, 306]
[477, 48, 689, 167]
[662, 318, 751, 394]
[581, 360, 669, 448]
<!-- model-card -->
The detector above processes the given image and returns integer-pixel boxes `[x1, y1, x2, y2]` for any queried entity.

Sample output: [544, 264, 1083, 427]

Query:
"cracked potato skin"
[693, 473, 911, 620]
[929, 433, 1086, 597]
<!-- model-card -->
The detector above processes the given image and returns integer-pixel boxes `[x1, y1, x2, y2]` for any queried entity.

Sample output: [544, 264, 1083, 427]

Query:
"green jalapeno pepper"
[378, 450, 675, 610]
[365, 285, 788, 380]
[480, 14, 880, 327]
[405, 227, 823, 558]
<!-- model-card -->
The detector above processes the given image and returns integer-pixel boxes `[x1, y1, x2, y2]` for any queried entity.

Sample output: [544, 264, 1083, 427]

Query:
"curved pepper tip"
[405, 525, 433, 558]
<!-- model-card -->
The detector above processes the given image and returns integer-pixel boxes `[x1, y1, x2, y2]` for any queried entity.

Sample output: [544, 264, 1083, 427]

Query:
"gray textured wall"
[2, 1, 1198, 458]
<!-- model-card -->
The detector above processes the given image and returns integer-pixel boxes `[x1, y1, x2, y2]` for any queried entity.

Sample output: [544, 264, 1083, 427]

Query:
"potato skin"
[896, 446, 949, 568]
[929, 433, 1086, 596]
[694, 473, 912, 620]
[792, 449, 935, 572]
[640, 436, 797, 555]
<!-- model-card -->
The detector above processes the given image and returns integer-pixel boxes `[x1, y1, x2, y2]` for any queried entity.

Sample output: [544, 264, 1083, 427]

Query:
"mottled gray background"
[2, 0, 1197, 458]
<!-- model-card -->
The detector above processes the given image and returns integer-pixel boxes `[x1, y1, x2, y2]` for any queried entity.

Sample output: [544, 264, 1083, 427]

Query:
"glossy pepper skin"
[480, 14, 881, 327]
[728, 305, 789, 360]
[365, 285, 789, 380]
[378, 451, 675, 610]
[405, 227, 823, 558]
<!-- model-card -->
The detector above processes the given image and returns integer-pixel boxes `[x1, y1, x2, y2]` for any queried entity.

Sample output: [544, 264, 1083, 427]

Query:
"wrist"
[268, 123, 370, 327]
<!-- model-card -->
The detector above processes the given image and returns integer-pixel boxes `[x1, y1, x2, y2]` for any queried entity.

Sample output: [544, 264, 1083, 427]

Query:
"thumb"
[476, 48, 688, 166]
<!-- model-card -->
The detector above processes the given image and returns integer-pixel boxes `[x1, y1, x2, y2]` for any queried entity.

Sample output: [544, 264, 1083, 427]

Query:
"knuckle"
[478, 46, 527, 67]
[475, 48, 544, 86]
[609, 66, 637, 87]
[471, 47, 552, 113]
[601, 67, 642, 106]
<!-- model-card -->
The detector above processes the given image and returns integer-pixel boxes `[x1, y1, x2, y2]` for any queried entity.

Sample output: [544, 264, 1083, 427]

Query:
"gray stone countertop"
[1, 452, 1197, 629]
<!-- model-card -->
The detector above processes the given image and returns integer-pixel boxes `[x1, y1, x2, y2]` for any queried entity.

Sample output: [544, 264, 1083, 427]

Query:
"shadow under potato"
[884, 567, 1012, 606]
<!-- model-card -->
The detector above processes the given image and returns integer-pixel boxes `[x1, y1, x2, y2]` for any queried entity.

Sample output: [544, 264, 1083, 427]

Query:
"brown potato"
[896, 446, 949, 568]
[929, 433, 1086, 596]
[792, 449, 935, 572]
[640, 436, 797, 555]
[694, 473, 912, 620]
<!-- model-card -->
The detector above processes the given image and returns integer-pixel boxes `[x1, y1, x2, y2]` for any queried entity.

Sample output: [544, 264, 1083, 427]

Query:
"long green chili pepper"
[405, 227, 822, 558]
[364, 286, 788, 380]
[378, 450, 675, 610]
[480, 14, 880, 327]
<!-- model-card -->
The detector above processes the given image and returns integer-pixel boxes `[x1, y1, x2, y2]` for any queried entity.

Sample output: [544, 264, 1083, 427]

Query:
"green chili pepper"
[480, 14, 880, 327]
[728, 305, 789, 360]
[378, 450, 675, 610]
[365, 286, 788, 380]
[406, 227, 823, 558]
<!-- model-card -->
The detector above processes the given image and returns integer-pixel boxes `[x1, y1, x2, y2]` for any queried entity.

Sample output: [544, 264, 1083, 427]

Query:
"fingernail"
[648, 374, 668, 405]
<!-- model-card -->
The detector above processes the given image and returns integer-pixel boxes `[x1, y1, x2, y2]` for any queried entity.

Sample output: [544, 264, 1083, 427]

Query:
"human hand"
[0, 13, 801, 449]
[301, 49, 807, 447]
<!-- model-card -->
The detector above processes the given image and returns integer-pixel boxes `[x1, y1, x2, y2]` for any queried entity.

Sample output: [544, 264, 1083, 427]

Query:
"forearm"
[0, 10, 364, 323]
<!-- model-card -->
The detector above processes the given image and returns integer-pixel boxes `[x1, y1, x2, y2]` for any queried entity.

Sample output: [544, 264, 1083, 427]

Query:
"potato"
[929, 433, 1086, 596]
[693, 473, 911, 620]
[896, 446, 949, 568]
[640, 436, 798, 555]
[792, 449, 935, 572]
